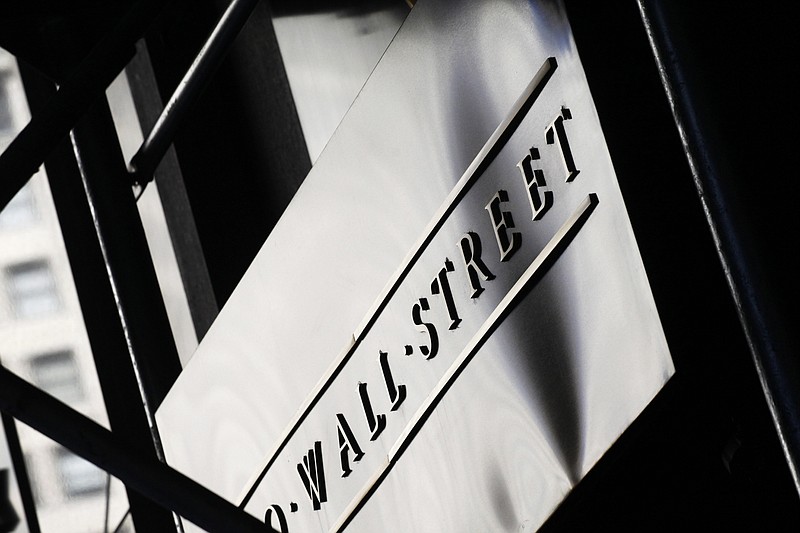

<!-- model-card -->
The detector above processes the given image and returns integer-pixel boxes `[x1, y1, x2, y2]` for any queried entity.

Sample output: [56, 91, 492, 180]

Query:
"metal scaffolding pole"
[0, 366, 275, 533]
[17, 60, 182, 532]
[129, 0, 261, 186]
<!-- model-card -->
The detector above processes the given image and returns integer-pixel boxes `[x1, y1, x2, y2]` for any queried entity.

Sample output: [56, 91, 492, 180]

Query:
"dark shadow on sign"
[334, 195, 597, 531]
[501, 263, 584, 485]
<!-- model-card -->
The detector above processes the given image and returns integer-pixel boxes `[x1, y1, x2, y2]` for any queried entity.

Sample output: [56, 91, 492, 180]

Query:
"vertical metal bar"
[129, 0, 261, 185]
[70, 101, 189, 530]
[17, 60, 179, 532]
[0, 413, 40, 533]
[70, 96, 182, 426]
[638, 0, 800, 495]
[125, 41, 219, 342]
[0, 366, 275, 533]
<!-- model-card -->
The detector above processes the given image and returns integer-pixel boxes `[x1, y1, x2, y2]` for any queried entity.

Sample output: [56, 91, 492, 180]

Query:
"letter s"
[412, 297, 439, 359]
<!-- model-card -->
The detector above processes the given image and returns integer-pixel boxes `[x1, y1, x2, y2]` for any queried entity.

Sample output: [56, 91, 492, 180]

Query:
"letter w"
[297, 441, 327, 511]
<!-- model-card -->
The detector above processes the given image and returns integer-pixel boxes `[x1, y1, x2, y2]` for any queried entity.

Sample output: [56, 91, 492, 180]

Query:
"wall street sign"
[156, 1, 674, 531]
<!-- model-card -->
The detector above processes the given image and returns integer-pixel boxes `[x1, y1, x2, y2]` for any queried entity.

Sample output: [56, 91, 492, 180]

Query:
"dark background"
[541, 2, 799, 530]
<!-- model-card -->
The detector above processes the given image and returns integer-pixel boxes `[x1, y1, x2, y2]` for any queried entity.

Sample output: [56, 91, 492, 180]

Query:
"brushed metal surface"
[156, 1, 673, 531]
[271, 2, 409, 163]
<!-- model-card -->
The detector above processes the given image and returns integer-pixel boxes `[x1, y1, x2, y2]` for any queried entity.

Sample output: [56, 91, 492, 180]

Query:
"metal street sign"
[156, 1, 674, 531]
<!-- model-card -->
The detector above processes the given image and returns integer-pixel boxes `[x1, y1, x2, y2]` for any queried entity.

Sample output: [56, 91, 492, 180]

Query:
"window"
[0, 183, 37, 228]
[0, 72, 13, 133]
[30, 350, 83, 404]
[55, 449, 106, 498]
[5, 260, 59, 319]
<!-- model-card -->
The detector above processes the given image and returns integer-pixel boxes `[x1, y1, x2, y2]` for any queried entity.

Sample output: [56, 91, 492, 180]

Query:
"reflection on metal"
[353, 56, 557, 340]
[271, 1, 409, 162]
[331, 194, 598, 532]
[157, 1, 673, 531]
[240, 59, 558, 506]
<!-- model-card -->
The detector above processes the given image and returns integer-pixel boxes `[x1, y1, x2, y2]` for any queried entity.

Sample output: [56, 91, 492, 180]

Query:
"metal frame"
[125, 40, 219, 343]
[0, 0, 279, 530]
[19, 60, 182, 531]
[0, 366, 275, 533]
[0, 0, 169, 212]
[140, 0, 312, 306]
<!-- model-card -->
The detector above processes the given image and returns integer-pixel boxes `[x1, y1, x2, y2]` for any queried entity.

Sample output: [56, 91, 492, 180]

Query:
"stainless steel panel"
[271, 2, 409, 163]
[156, 1, 673, 531]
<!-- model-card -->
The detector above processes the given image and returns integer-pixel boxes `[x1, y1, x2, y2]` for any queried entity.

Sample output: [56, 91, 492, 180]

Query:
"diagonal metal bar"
[129, 0, 261, 185]
[0, 365, 276, 533]
[0, 0, 171, 214]
[125, 40, 220, 342]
